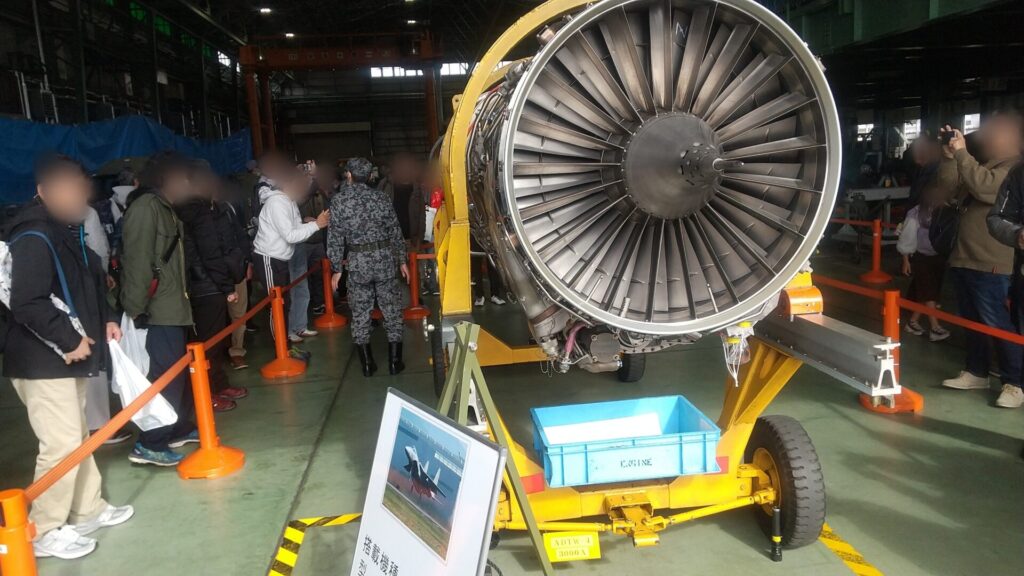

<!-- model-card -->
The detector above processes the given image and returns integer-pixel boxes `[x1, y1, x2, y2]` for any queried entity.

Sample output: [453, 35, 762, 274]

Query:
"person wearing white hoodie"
[252, 165, 329, 339]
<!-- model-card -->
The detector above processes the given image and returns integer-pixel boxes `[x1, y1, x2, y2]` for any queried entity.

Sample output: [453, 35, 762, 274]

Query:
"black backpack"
[929, 196, 970, 257]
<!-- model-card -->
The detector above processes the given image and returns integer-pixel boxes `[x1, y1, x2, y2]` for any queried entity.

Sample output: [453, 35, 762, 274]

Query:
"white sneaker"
[297, 328, 319, 338]
[995, 384, 1024, 408]
[34, 526, 97, 559]
[287, 333, 304, 343]
[474, 296, 484, 307]
[490, 295, 507, 306]
[71, 504, 135, 536]
[941, 371, 990, 390]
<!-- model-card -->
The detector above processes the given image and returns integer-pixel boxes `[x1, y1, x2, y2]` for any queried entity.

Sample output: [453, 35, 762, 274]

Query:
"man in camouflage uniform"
[328, 157, 409, 376]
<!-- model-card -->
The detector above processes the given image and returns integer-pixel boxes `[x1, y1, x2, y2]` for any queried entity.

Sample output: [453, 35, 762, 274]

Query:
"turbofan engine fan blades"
[474, 0, 840, 338]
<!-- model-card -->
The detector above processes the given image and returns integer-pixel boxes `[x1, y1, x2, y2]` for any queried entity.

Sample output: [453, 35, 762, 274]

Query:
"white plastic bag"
[424, 206, 438, 243]
[119, 312, 150, 376]
[109, 339, 177, 431]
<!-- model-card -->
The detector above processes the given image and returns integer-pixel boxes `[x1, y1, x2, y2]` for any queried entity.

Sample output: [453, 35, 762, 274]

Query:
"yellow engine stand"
[438, 323, 805, 573]
[493, 337, 799, 546]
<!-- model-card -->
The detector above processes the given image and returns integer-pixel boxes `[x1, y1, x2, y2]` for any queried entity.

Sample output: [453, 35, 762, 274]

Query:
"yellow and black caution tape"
[269, 513, 361, 576]
[820, 523, 884, 576]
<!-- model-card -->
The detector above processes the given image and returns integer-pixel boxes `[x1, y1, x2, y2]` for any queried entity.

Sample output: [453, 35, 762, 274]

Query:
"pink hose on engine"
[563, 322, 586, 359]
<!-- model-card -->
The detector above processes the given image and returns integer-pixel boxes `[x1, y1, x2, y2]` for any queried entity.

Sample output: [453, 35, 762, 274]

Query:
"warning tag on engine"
[543, 531, 601, 563]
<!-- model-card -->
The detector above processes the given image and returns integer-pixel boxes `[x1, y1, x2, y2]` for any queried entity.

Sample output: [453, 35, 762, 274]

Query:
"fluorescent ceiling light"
[259, 7, 272, 14]
[285, 32, 295, 38]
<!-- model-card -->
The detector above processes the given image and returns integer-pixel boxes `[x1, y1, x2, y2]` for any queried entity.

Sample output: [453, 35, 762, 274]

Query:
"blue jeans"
[951, 267, 1022, 387]
[288, 243, 310, 335]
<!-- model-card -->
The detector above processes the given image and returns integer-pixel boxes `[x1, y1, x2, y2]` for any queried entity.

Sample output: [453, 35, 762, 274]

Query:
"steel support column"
[245, 71, 263, 156]
[73, 0, 88, 123]
[150, 7, 162, 123]
[199, 43, 210, 138]
[259, 72, 276, 150]
[424, 65, 439, 145]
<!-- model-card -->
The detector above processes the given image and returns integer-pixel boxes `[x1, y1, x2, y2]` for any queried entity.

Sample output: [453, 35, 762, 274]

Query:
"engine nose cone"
[623, 113, 721, 220]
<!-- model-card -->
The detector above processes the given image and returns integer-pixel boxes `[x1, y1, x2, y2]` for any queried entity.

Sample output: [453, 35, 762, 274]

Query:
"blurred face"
[161, 168, 193, 203]
[192, 172, 219, 200]
[37, 171, 91, 224]
[314, 166, 335, 192]
[391, 155, 420, 184]
[978, 115, 1023, 159]
[282, 174, 310, 201]
[911, 139, 939, 166]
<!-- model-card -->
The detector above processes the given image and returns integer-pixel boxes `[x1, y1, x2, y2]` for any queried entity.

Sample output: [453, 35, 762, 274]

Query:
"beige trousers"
[227, 280, 248, 358]
[11, 377, 108, 537]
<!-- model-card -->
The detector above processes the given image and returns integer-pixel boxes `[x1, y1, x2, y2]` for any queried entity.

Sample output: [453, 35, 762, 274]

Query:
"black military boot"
[356, 344, 377, 377]
[388, 342, 405, 375]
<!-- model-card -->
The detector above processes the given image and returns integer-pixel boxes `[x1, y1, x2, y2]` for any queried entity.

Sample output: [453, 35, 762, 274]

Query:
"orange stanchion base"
[859, 270, 892, 284]
[261, 357, 307, 379]
[404, 305, 431, 320]
[0, 489, 37, 576]
[314, 312, 348, 330]
[858, 388, 924, 414]
[177, 445, 246, 480]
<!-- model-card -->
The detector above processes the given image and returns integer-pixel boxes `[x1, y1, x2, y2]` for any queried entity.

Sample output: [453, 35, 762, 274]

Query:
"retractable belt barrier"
[813, 273, 1024, 414]
[0, 260, 331, 576]
[829, 218, 899, 285]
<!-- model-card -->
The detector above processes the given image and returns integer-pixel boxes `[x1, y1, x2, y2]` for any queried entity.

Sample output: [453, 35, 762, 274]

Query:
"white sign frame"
[350, 389, 506, 576]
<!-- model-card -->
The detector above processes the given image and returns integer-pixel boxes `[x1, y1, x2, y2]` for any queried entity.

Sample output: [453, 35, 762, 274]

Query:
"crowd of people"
[897, 110, 1024, 409]
[0, 148, 445, 560]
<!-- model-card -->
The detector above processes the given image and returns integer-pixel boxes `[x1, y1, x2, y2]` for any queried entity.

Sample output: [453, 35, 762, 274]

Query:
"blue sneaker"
[289, 346, 312, 362]
[128, 443, 184, 467]
[168, 430, 200, 449]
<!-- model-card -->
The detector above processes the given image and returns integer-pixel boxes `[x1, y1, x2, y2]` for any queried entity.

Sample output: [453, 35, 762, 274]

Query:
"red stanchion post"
[859, 289, 924, 414]
[261, 287, 307, 379]
[404, 249, 430, 320]
[178, 343, 246, 479]
[859, 219, 893, 284]
[0, 489, 37, 576]
[314, 258, 347, 330]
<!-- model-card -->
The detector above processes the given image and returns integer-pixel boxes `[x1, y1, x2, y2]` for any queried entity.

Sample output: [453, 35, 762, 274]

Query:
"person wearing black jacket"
[2, 155, 133, 559]
[178, 167, 248, 410]
[216, 183, 253, 369]
[987, 161, 1024, 408]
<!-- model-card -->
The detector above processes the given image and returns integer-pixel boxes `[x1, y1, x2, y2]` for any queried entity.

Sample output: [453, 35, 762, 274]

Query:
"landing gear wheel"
[617, 353, 646, 382]
[745, 415, 826, 549]
[430, 326, 447, 398]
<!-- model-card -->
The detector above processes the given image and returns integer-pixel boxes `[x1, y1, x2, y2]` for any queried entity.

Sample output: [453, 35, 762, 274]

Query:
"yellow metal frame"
[437, 0, 594, 331]
[493, 338, 802, 545]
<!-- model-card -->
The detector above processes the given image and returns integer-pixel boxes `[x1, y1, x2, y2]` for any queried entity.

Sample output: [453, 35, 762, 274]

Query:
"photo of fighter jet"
[404, 446, 446, 500]
[383, 407, 467, 559]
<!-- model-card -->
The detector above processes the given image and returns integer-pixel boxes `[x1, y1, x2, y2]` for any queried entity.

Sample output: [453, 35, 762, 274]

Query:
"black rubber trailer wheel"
[617, 353, 646, 382]
[745, 415, 826, 549]
[430, 326, 447, 398]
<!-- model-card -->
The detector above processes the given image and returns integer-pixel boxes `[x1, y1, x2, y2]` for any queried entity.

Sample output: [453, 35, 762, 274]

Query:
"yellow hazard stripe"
[820, 523, 884, 576]
[267, 514, 362, 576]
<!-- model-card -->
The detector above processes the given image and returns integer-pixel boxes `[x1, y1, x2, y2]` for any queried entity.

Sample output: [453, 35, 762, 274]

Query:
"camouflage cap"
[344, 157, 373, 181]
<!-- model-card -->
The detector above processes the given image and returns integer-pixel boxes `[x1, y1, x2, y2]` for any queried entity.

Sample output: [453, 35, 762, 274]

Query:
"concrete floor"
[1, 244, 1023, 576]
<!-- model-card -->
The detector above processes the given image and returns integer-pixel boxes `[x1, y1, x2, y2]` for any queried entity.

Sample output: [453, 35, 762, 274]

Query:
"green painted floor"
[1, 245, 1022, 576]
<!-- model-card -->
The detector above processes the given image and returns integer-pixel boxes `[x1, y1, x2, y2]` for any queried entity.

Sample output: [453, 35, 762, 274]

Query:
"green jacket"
[120, 190, 192, 326]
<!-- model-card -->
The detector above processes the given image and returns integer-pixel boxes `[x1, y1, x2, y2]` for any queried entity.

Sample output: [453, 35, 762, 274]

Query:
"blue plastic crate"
[531, 395, 720, 488]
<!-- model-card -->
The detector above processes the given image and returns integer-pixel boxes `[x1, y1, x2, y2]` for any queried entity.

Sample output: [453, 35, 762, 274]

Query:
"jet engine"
[464, 0, 840, 379]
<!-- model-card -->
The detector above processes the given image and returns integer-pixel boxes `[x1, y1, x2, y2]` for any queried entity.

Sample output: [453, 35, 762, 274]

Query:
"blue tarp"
[0, 115, 252, 203]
